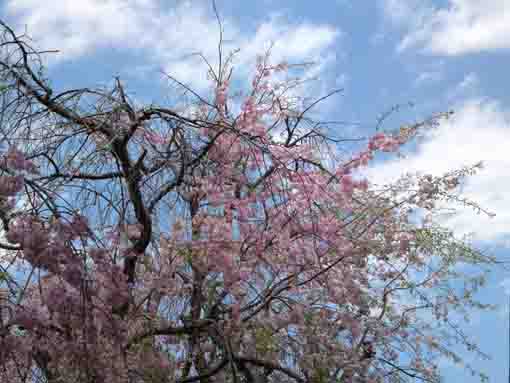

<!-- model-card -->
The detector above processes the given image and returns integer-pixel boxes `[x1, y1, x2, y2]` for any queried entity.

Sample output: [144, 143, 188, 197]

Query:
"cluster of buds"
[0, 175, 23, 197]
[368, 132, 404, 153]
[0, 147, 38, 174]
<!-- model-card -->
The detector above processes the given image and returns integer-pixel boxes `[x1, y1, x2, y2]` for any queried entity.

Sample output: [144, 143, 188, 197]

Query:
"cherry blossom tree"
[0, 18, 498, 383]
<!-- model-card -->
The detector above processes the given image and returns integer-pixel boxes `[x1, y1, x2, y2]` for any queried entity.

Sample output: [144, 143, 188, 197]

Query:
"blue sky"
[1, 0, 509, 381]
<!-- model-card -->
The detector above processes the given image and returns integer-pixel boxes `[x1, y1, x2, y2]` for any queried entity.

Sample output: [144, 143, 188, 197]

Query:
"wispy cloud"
[382, 0, 510, 55]
[446, 72, 480, 101]
[3, 0, 339, 91]
[414, 70, 442, 87]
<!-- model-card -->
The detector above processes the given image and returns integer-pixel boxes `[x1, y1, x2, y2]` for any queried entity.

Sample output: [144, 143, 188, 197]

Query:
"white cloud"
[3, 1, 339, 91]
[382, 0, 510, 55]
[3, 0, 226, 88]
[238, 16, 339, 66]
[4, 0, 158, 58]
[363, 98, 510, 245]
